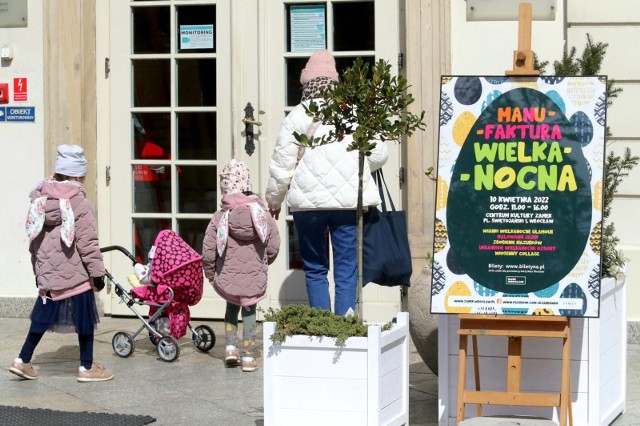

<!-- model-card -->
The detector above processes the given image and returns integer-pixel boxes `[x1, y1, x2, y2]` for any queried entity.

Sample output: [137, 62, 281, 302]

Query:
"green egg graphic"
[446, 88, 592, 293]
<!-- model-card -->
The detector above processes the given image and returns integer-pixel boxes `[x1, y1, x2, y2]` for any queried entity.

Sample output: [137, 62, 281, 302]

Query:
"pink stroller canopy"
[149, 229, 204, 306]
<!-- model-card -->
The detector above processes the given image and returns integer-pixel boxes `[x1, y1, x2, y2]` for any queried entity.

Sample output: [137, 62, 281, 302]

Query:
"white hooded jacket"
[266, 100, 389, 211]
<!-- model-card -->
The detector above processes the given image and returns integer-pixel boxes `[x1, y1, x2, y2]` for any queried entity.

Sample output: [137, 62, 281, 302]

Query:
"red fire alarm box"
[0, 83, 8, 103]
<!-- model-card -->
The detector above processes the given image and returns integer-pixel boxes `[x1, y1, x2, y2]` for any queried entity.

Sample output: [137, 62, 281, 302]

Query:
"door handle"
[242, 117, 262, 126]
[243, 102, 261, 155]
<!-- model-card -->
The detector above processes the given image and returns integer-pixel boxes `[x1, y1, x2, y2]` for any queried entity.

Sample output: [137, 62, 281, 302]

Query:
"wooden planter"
[263, 312, 410, 426]
[438, 277, 627, 425]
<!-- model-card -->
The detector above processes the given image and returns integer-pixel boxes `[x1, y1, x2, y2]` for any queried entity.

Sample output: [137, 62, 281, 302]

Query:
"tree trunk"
[356, 151, 365, 319]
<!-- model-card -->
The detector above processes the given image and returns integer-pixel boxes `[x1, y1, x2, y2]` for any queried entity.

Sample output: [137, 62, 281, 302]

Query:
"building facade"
[1, 1, 638, 332]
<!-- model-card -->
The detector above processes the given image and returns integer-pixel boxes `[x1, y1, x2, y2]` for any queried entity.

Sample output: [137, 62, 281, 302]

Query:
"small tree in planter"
[294, 58, 426, 318]
[262, 305, 411, 426]
[262, 59, 424, 426]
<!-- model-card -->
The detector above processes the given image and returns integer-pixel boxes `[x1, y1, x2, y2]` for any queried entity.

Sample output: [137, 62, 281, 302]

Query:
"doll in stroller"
[101, 229, 216, 362]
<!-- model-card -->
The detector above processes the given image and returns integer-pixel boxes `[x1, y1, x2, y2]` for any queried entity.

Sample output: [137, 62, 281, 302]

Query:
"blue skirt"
[30, 289, 99, 335]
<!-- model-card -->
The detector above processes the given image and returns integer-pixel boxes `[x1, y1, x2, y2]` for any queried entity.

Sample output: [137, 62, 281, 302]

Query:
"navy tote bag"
[362, 170, 412, 286]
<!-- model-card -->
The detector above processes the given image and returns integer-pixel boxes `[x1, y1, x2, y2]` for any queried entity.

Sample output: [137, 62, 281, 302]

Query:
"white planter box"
[438, 277, 627, 426]
[263, 312, 410, 426]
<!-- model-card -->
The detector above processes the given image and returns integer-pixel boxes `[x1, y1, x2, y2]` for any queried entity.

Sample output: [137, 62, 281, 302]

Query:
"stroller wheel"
[192, 325, 216, 352]
[157, 335, 180, 362]
[112, 332, 135, 358]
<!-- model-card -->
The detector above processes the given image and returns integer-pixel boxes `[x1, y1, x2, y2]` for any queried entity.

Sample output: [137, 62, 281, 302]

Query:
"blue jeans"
[292, 210, 357, 316]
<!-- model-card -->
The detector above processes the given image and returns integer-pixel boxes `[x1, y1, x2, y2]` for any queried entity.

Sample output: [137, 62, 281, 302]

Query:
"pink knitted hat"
[300, 50, 339, 85]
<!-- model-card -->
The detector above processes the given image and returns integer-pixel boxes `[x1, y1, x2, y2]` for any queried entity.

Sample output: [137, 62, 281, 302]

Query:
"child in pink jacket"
[202, 159, 280, 372]
[10, 145, 113, 382]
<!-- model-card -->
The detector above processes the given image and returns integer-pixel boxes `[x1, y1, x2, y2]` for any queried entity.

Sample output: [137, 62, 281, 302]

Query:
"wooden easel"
[455, 4, 572, 426]
[456, 315, 573, 425]
[505, 3, 540, 76]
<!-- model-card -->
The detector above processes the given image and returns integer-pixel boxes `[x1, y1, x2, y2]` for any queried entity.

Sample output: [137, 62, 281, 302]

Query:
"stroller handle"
[100, 245, 138, 265]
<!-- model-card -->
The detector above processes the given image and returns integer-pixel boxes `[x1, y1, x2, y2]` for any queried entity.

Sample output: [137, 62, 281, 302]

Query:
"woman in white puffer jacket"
[265, 50, 388, 316]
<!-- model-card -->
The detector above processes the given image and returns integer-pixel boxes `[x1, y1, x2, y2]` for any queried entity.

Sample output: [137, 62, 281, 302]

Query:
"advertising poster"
[431, 76, 607, 317]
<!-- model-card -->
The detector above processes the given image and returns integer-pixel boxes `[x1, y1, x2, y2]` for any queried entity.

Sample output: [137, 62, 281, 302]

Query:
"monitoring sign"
[1, 106, 35, 122]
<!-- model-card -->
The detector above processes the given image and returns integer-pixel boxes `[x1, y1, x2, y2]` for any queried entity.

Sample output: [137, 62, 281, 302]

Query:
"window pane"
[286, 57, 308, 106]
[133, 113, 171, 160]
[133, 218, 170, 263]
[177, 5, 216, 54]
[133, 164, 171, 213]
[177, 112, 217, 160]
[177, 166, 217, 213]
[177, 219, 210, 255]
[177, 59, 217, 106]
[333, 1, 375, 51]
[335, 56, 375, 76]
[132, 6, 170, 54]
[133, 59, 171, 107]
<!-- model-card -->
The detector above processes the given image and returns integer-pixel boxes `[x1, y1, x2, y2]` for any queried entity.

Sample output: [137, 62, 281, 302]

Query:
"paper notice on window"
[290, 5, 326, 52]
[180, 25, 214, 50]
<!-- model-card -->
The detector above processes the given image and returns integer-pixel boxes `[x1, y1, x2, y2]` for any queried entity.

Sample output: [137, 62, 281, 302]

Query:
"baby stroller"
[101, 229, 216, 362]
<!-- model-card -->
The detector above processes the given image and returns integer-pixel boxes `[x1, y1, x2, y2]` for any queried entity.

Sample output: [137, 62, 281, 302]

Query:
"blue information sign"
[0, 107, 5, 122]
[5, 106, 35, 122]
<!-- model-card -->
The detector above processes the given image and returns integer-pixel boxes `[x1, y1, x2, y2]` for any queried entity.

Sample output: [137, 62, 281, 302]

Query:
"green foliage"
[555, 34, 605, 76]
[536, 34, 639, 277]
[532, 52, 549, 75]
[262, 304, 392, 346]
[536, 34, 621, 118]
[602, 149, 640, 277]
[294, 58, 426, 153]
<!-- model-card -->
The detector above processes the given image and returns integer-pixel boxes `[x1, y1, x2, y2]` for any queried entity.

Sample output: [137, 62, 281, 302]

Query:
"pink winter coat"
[202, 193, 280, 307]
[27, 179, 105, 297]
